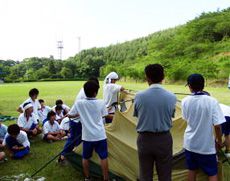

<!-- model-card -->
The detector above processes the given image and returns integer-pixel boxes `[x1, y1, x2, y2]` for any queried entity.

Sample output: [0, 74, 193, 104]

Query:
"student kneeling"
[43, 111, 65, 142]
[3, 124, 30, 159]
[68, 80, 109, 181]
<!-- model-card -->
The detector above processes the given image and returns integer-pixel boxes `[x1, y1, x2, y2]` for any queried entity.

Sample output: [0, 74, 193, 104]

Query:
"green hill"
[1, 8, 230, 82]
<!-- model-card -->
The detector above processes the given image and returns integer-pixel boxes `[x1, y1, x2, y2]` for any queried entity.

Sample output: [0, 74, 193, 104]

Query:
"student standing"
[134, 64, 177, 181]
[68, 80, 109, 181]
[103, 72, 125, 123]
[59, 77, 99, 163]
[182, 74, 225, 181]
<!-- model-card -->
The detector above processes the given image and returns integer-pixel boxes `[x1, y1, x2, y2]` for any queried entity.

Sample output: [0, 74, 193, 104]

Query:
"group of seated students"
[0, 88, 73, 161]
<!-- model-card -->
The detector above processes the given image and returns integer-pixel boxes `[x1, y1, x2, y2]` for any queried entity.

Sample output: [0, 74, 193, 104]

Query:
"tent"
[68, 91, 227, 181]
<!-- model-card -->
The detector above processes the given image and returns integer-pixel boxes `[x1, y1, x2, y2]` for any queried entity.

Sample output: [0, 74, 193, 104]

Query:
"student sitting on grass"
[38, 99, 51, 123]
[43, 111, 65, 142]
[68, 80, 109, 181]
[60, 117, 70, 137]
[0, 123, 7, 162]
[17, 88, 41, 120]
[0, 123, 7, 145]
[3, 124, 30, 159]
[55, 105, 64, 124]
[52, 99, 70, 116]
[17, 102, 42, 137]
[182, 74, 225, 181]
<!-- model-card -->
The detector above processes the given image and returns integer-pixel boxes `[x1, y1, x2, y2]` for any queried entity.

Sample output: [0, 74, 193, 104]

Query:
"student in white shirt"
[60, 117, 70, 137]
[68, 80, 109, 181]
[0, 123, 7, 162]
[54, 105, 64, 124]
[17, 102, 42, 137]
[182, 74, 225, 181]
[59, 77, 99, 163]
[17, 88, 41, 120]
[43, 111, 64, 142]
[52, 99, 70, 116]
[103, 72, 125, 123]
[3, 124, 30, 159]
[38, 99, 51, 122]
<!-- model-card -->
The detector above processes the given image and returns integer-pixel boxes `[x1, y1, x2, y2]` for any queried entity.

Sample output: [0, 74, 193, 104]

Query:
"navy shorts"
[82, 139, 108, 160]
[184, 150, 218, 176]
[221, 116, 230, 136]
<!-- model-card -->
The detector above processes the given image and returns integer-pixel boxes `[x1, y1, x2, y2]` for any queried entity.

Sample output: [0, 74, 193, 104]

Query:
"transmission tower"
[57, 41, 64, 60]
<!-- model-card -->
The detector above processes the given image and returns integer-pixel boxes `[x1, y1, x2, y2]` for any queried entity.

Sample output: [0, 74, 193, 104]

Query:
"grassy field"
[0, 81, 229, 180]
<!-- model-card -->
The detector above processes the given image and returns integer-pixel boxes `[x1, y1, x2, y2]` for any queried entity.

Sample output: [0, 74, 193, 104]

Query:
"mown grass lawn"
[0, 81, 229, 180]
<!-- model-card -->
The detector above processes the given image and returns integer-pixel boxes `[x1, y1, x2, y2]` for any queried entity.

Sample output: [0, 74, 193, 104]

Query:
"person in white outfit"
[103, 72, 125, 123]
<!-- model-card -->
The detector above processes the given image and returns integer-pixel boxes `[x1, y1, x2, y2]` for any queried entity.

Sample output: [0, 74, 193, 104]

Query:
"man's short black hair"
[8, 124, 20, 136]
[47, 110, 56, 120]
[187, 74, 205, 92]
[88, 76, 99, 87]
[29, 88, 39, 97]
[84, 80, 100, 98]
[145, 64, 164, 83]
[38, 99, 44, 104]
[56, 99, 63, 105]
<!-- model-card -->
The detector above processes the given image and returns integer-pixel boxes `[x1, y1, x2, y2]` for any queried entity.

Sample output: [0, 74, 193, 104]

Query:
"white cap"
[23, 103, 33, 111]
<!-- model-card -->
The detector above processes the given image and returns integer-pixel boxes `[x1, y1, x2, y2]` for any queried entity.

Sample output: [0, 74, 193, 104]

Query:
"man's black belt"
[138, 130, 169, 135]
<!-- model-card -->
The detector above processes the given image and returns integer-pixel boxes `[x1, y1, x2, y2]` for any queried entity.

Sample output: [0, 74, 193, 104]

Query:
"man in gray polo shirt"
[134, 64, 177, 181]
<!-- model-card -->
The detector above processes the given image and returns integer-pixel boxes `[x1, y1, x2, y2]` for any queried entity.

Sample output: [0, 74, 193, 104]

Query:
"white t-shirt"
[103, 83, 122, 113]
[17, 113, 38, 129]
[52, 104, 70, 112]
[20, 98, 41, 118]
[69, 98, 108, 141]
[219, 104, 230, 117]
[182, 95, 226, 154]
[72, 88, 87, 123]
[43, 121, 61, 135]
[60, 117, 70, 131]
[75, 88, 86, 102]
[55, 112, 64, 122]
[38, 106, 51, 121]
[3, 130, 30, 148]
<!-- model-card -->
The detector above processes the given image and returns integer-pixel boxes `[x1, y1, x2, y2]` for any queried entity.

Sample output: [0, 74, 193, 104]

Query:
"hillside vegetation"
[0, 8, 229, 82]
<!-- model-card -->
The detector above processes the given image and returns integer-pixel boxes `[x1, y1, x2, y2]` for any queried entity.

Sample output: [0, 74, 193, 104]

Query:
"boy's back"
[182, 94, 225, 154]
[69, 98, 108, 141]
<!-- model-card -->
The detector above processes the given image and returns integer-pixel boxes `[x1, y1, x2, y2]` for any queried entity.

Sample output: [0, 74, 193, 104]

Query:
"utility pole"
[57, 40, 64, 60]
[77, 36, 81, 53]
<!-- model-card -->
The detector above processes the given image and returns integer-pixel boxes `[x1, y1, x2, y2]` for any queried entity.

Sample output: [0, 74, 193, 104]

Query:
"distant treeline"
[0, 8, 230, 83]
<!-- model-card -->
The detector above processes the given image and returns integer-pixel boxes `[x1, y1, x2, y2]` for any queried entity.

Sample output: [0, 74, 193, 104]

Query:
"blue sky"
[0, 0, 229, 60]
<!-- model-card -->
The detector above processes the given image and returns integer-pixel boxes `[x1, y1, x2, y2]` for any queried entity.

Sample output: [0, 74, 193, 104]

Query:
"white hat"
[23, 103, 33, 111]
[104, 72, 119, 85]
